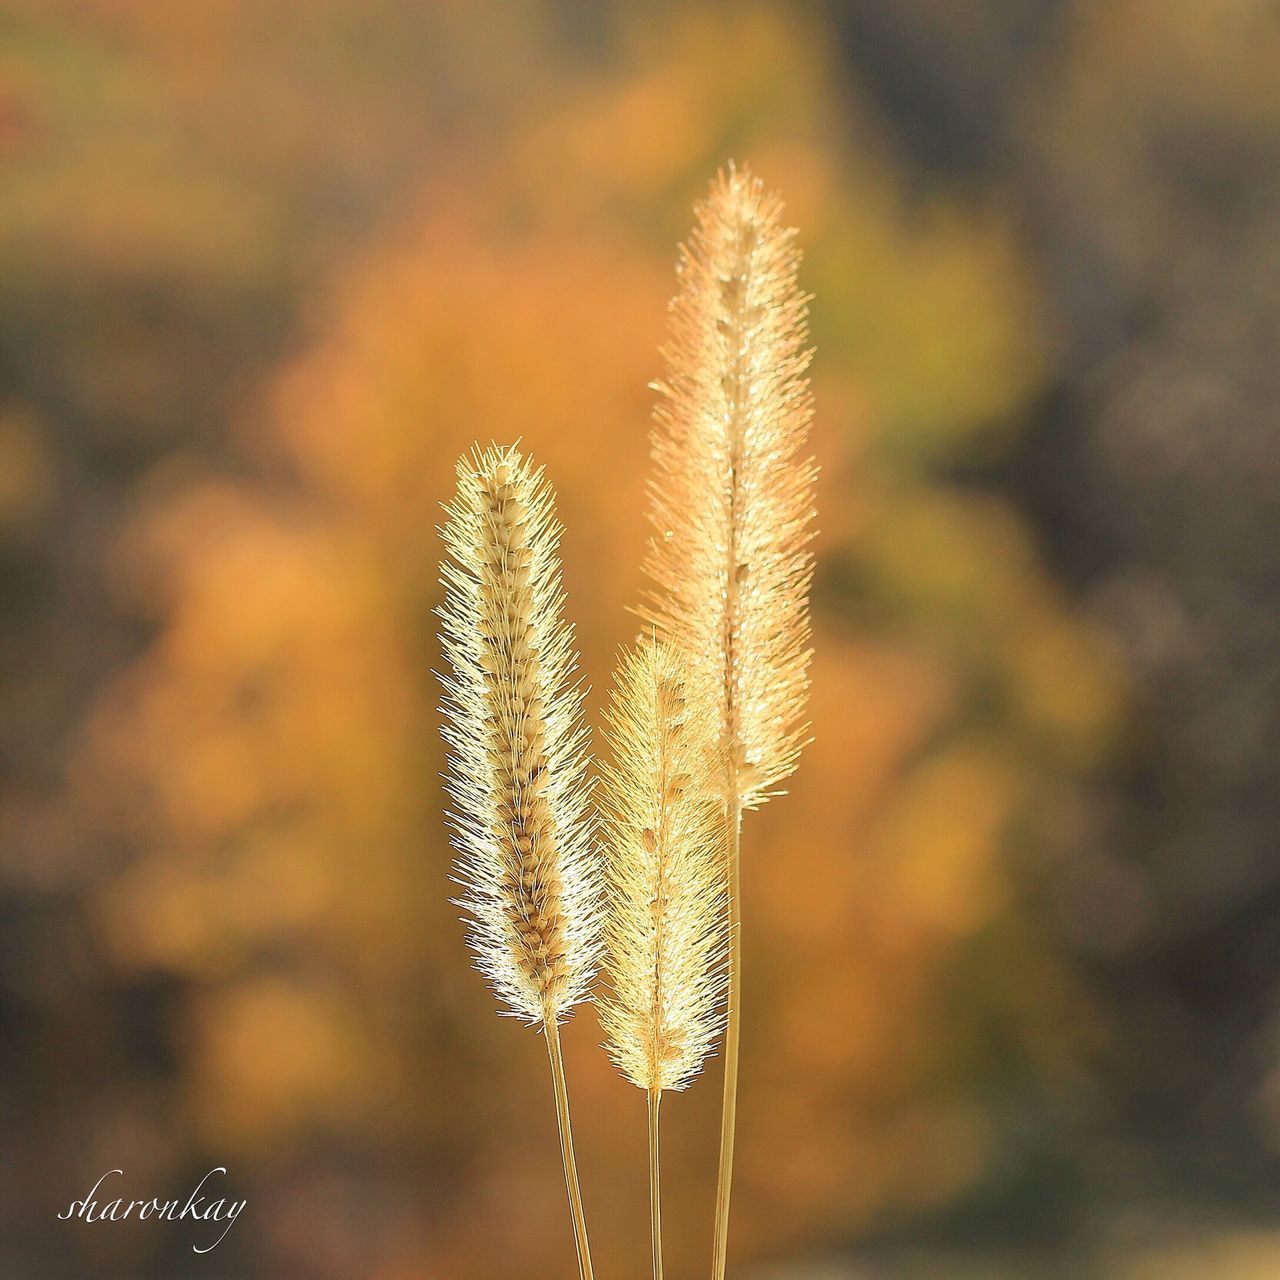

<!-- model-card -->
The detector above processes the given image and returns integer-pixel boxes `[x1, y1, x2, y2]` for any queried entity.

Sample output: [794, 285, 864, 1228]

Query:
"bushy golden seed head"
[643, 163, 816, 809]
[438, 444, 599, 1025]
[598, 638, 727, 1092]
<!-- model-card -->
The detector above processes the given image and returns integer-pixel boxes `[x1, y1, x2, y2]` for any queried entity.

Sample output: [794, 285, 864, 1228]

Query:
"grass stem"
[545, 1018, 594, 1280]
[648, 1088, 664, 1280]
[711, 797, 742, 1280]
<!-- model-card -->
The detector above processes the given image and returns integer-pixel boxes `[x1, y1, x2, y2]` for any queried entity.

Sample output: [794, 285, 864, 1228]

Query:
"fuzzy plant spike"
[643, 163, 816, 813]
[599, 637, 727, 1095]
[599, 637, 727, 1280]
[438, 443, 599, 1280]
[642, 164, 816, 1280]
[438, 444, 599, 1024]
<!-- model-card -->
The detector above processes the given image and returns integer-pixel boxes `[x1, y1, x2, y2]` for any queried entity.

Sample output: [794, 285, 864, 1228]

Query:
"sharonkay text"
[58, 1167, 246, 1253]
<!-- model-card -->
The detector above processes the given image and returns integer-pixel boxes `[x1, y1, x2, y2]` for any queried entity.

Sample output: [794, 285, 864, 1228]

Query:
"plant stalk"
[711, 797, 743, 1280]
[648, 1087, 664, 1280]
[545, 1017, 594, 1280]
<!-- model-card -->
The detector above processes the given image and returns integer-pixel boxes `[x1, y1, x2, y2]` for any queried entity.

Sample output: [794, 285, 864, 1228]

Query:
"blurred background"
[1, 1, 1278, 1276]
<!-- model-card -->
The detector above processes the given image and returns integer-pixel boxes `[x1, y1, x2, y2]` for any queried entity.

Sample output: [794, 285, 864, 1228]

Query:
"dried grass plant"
[435, 164, 813, 1280]
[642, 164, 816, 1279]
[438, 444, 600, 1280]
[598, 636, 728, 1280]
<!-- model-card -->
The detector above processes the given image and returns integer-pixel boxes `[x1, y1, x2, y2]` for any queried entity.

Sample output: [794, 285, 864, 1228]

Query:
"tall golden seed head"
[598, 637, 727, 1092]
[438, 444, 599, 1024]
[643, 163, 816, 809]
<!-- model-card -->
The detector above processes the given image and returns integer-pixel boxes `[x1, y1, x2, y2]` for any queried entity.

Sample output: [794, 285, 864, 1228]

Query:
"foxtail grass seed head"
[599, 638, 727, 1093]
[643, 163, 816, 809]
[438, 445, 600, 1025]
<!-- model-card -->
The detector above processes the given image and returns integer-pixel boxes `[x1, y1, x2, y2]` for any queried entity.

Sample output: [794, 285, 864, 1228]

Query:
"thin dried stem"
[648, 1088, 663, 1280]
[712, 803, 742, 1279]
[546, 1018, 594, 1280]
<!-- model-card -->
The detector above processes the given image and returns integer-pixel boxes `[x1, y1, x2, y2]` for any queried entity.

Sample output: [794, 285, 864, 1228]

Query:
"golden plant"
[641, 163, 816, 1279]
[435, 165, 814, 1279]
[598, 636, 727, 1280]
[438, 444, 600, 1280]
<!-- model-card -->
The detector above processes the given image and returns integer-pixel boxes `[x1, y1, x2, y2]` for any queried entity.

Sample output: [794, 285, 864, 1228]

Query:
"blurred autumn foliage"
[2, 3, 1278, 1279]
